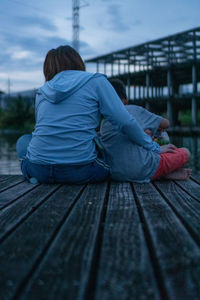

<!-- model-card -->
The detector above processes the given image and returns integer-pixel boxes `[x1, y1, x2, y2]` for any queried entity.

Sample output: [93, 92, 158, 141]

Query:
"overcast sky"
[0, 0, 199, 93]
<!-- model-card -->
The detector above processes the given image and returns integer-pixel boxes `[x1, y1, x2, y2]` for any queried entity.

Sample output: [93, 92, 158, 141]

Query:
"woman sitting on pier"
[16, 45, 162, 184]
[100, 79, 191, 182]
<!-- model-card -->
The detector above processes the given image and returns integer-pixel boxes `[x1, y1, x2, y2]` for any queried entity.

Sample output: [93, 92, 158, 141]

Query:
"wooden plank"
[172, 179, 200, 202]
[0, 175, 13, 182]
[0, 184, 86, 300]
[0, 181, 37, 209]
[17, 183, 108, 300]
[154, 180, 200, 243]
[133, 181, 200, 299]
[94, 182, 160, 300]
[191, 174, 200, 185]
[0, 175, 24, 193]
[0, 184, 60, 241]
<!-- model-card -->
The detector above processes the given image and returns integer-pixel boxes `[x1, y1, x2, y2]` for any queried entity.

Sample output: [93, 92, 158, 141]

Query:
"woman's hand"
[144, 129, 153, 138]
[160, 144, 177, 153]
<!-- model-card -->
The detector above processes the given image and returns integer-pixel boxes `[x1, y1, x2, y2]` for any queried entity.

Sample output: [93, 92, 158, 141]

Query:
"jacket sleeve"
[95, 75, 161, 153]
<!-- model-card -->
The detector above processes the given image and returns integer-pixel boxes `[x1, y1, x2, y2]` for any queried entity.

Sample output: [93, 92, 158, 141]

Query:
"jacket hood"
[38, 70, 106, 103]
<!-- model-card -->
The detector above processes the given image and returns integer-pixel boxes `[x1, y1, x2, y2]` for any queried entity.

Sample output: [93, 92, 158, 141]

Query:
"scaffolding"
[86, 27, 200, 125]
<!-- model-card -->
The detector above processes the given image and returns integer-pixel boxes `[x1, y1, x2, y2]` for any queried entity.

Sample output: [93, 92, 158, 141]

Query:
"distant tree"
[0, 91, 5, 126]
[0, 90, 5, 109]
[0, 95, 35, 131]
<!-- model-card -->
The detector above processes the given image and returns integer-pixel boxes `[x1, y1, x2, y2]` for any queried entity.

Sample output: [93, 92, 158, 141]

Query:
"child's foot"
[163, 168, 192, 180]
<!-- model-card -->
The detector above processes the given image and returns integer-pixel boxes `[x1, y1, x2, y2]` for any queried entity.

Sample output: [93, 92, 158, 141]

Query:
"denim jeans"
[16, 134, 110, 184]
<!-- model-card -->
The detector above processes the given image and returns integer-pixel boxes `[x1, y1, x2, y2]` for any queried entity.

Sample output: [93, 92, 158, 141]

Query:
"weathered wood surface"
[0, 175, 200, 300]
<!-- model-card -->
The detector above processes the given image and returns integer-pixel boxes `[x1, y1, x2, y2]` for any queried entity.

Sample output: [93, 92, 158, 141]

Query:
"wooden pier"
[1, 175, 200, 300]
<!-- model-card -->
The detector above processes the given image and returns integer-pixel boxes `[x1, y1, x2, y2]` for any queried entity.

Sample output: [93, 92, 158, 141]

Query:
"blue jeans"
[16, 134, 110, 184]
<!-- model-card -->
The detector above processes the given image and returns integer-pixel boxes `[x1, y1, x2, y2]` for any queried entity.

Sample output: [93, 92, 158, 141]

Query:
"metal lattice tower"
[72, 0, 80, 52]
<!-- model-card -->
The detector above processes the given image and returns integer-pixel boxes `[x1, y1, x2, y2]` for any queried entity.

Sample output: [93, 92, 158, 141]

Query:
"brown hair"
[109, 78, 128, 104]
[43, 45, 85, 81]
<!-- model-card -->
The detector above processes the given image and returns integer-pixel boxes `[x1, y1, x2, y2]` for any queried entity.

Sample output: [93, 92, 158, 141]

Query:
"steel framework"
[72, 0, 80, 52]
[86, 27, 200, 73]
[86, 27, 200, 126]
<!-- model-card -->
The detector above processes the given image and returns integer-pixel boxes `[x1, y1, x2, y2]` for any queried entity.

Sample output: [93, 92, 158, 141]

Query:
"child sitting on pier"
[100, 79, 191, 182]
[109, 79, 170, 140]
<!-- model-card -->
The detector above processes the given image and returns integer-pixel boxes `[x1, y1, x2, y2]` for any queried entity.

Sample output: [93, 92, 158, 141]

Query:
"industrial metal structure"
[86, 27, 200, 126]
[72, 0, 80, 52]
[72, 0, 89, 53]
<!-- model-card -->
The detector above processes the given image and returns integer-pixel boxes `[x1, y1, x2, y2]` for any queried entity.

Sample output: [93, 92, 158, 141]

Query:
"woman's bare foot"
[163, 168, 192, 180]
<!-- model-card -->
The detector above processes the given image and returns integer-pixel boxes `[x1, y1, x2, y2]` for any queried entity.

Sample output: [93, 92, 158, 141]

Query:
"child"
[109, 79, 170, 140]
[100, 79, 191, 182]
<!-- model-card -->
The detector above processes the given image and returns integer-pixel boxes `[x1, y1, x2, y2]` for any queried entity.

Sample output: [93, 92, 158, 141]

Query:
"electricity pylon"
[72, 0, 79, 52]
[72, 0, 89, 53]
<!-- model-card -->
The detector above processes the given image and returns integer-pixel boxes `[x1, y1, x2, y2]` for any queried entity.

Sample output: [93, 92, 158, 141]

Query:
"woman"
[16, 45, 161, 184]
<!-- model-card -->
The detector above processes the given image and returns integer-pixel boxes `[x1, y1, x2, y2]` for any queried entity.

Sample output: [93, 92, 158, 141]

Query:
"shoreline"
[167, 126, 200, 136]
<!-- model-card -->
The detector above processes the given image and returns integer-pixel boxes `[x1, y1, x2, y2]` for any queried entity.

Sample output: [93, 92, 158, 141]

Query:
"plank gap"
[0, 175, 15, 183]
[84, 181, 111, 300]
[0, 184, 39, 211]
[173, 181, 200, 203]
[131, 182, 169, 300]
[153, 182, 200, 248]
[190, 176, 200, 185]
[0, 179, 25, 193]
[0, 185, 62, 245]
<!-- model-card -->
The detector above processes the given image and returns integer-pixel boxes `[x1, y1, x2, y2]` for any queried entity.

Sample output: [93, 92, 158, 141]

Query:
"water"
[170, 135, 200, 174]
[0, 133, 200, 175]
[0, 134, 22, 175]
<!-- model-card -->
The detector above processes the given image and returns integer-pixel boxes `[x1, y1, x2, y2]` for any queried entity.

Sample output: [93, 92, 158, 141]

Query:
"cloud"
[172, 16, 187, 23]
[0, 27, 68, 49]
[106, 4, 130, 32]
[132, 19, 142, 26]
[0, 31, 71, 70]
[14, 15, 57, 31]
[0, 20, 94, 92]
[0, 70, 43, 92]
[11, 50, 32, 60]
[80, 41, 97, 58]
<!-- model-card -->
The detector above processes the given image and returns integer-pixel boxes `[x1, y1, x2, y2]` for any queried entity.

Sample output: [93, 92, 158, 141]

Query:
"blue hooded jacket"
[27, 70, 160, 165]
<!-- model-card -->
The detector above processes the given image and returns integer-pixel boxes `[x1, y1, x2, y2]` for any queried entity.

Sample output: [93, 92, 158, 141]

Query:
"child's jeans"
[16, 134, 110, 184]
[151, 148, 189, 180]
